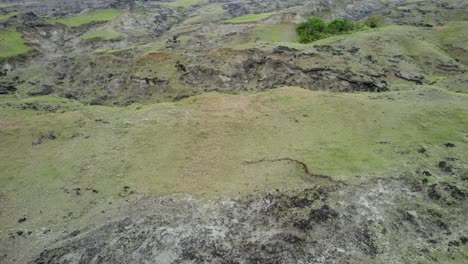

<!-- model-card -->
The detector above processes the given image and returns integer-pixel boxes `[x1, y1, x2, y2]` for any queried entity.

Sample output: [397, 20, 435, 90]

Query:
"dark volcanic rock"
[0, 84, 16, 94]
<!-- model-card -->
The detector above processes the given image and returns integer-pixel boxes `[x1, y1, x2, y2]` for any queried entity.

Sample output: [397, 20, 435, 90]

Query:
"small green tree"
[297, 17, 327, 43]
[296, 16, 369, 43]
[365, 15, 385, 28]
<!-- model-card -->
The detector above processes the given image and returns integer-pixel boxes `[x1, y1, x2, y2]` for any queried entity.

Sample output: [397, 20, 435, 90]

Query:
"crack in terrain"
[242, 158, 333, 180]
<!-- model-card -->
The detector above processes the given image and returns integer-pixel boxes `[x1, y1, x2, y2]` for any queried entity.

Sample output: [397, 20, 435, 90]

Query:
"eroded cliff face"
[1, 0, 465, 105]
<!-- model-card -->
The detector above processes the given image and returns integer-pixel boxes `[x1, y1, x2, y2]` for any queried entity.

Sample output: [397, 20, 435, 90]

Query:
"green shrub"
[296, 17, 365, 43]
[365, 15, 385, 28]
[327, 19, 355, 33]
[297, 17, 327, 43]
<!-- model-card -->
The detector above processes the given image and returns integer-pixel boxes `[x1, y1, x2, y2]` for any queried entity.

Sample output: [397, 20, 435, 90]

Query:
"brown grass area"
[143, 51, 175, 61]
[189, 93, 267, 113]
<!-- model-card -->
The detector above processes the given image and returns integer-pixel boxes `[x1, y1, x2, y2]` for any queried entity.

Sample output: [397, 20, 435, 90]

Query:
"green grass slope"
[256, 23, 298, 42]
[49, 9, 123, 27]
[82, 27, 124, 42]
[0, 11, 17, 21]
[0, 87, 466, 230]
[160, 0, 204, 8]
[0, 28, 30, 59]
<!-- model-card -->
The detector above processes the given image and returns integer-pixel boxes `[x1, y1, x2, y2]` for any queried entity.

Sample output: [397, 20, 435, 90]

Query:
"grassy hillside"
[0, 1, 467, 262]
[0, 28, 30, 59]
[225, 12, 277, 23]
[82, 28, 124, 42]
[49, 9, 123, 27]
[1, 87, 466, 230]
[256, 23, 298, 42]
[160, 0, 204, 8]
[0, 11, 17, 21]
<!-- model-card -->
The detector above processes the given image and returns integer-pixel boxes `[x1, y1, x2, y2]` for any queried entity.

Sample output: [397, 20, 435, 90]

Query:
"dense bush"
[327, 19, 356, 34]
[296, 17, 367, 43]
[296, 17, 328, 43]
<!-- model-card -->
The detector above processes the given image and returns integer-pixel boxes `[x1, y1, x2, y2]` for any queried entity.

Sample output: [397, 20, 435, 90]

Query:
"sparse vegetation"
[0, 11, 17, 21]
[182, 3, 225, 24]
[160, 0, 203, 8]
[365, 15, 385, 28]
[297, 17, 366, 43]
[225, 12, 276, 24]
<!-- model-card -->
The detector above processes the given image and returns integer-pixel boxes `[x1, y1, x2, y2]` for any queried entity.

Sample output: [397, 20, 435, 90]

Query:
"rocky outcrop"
[29, 176, 467, 263]
[0, 82, 16, 94]
[180, 49, 389, 93]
